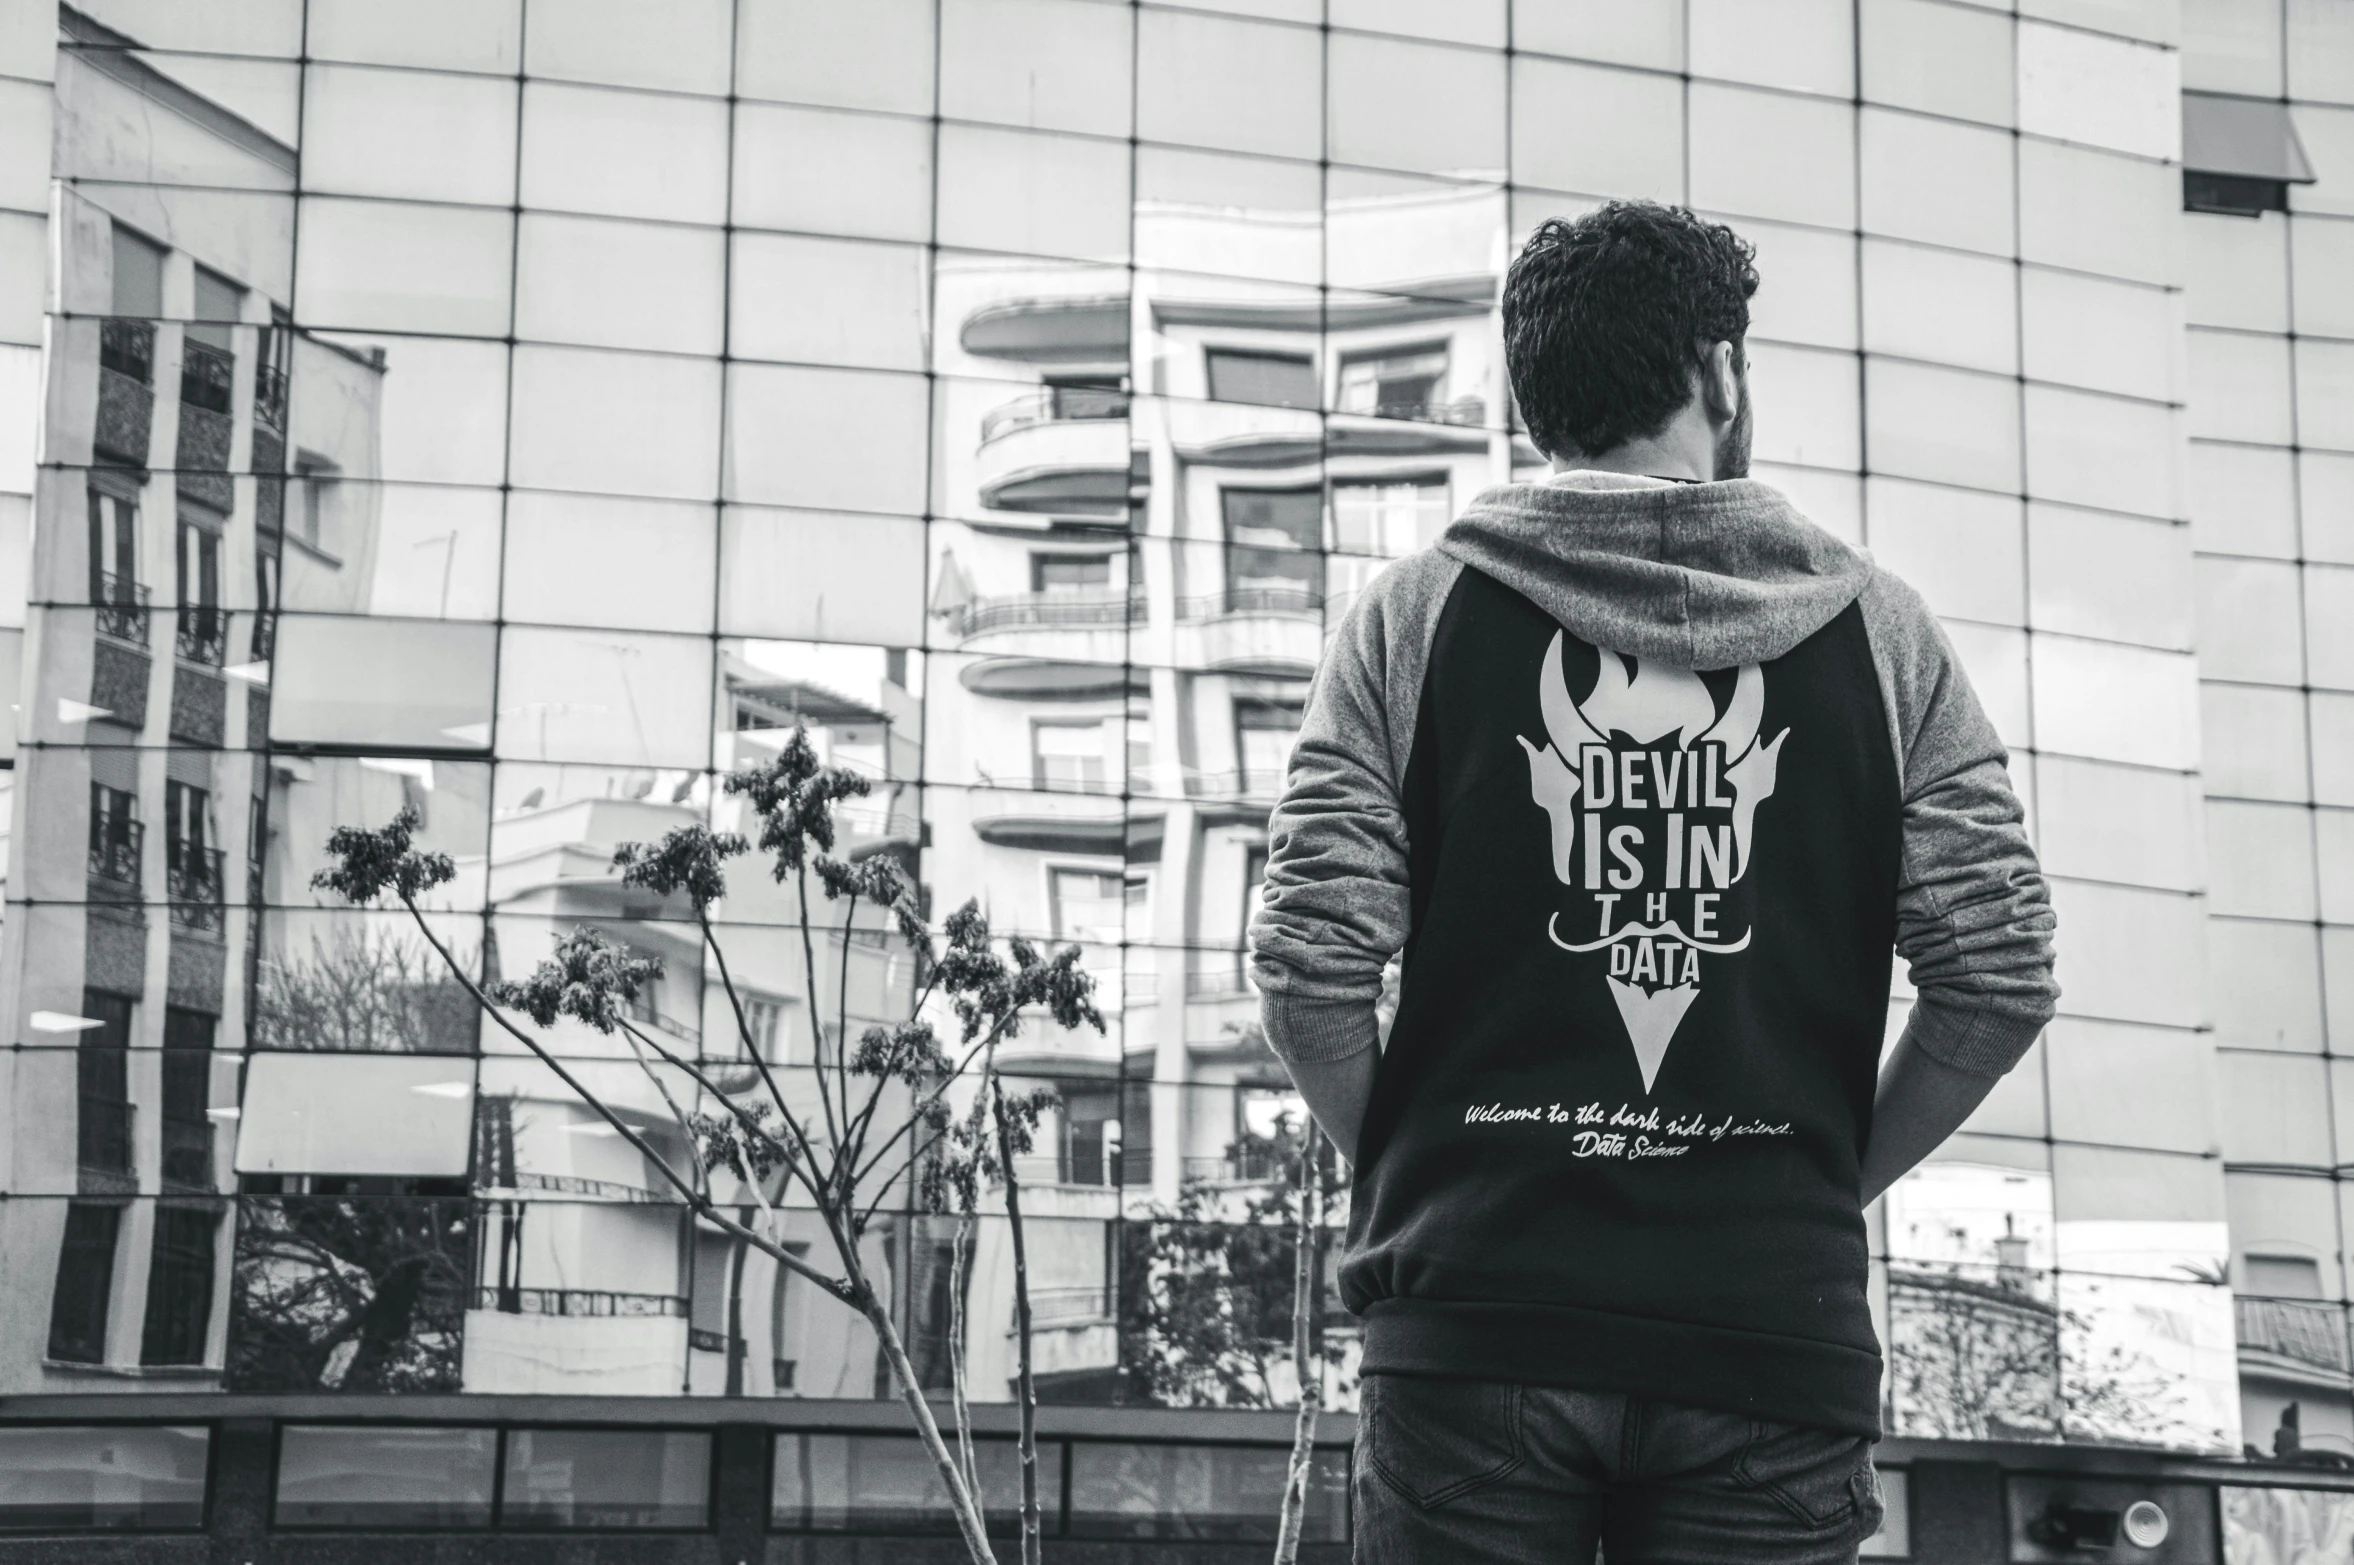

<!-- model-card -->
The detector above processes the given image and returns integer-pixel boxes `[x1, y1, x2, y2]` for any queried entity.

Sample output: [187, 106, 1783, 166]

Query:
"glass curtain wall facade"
[0, 0, 2347, 1517]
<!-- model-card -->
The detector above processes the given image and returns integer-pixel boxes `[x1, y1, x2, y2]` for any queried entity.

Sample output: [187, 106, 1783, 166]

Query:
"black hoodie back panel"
[1346, 565, 1902, 1435]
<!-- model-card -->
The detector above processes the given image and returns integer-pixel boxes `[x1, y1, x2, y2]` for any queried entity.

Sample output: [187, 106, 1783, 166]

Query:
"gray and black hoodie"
[1249, 470, 2059, 1437]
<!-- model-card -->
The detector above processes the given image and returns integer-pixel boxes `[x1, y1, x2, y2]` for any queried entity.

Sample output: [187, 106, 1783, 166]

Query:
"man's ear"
[1700, 340, 1743, 424]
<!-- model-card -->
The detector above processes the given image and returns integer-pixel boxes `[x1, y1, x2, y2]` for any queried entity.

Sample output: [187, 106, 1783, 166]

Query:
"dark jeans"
[1355, 1375, 1883, 1564]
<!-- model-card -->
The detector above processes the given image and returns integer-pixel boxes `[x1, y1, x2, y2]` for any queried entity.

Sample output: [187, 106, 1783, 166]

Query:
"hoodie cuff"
[1905, 992, 2045, 1078]
[1262, 992, 1380, 1065]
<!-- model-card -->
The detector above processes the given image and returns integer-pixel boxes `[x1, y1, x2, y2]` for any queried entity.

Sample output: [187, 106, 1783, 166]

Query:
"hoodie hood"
[1436, 470, 1871, 671]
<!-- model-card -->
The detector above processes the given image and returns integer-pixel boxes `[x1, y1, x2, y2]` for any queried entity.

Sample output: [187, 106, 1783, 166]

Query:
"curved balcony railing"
[253, 361, 288, 435]
[2238, 1295, 2350, 1372]
[1175, 586, 1322, 621]
[100, 317, 155, 384]
[94, 573, 151, 646]
[473, 1286, 686, 1318]
[88, 818, 144, 887]
[77, 1094, 134, 1177]
[953, 588, 1143, 639]
[175, 603, 227, 667]
[167, 845, 226, 934]
[979, 385, 1130, 445]
[179, 340, 234, 415]
[1339, 393, 1487, 427]
[160, 1113, 215, 1191]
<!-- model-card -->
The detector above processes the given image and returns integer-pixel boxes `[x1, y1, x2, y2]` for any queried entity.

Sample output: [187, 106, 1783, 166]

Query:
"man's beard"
[1713, 377, 1752, 480]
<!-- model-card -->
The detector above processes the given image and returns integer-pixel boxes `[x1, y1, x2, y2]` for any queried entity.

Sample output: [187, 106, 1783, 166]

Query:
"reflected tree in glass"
[227, 1188, 470, 1393]
[314, 732, 1103, 1563]
[1117, 1103, 1343, 1418]
[252, 924, 479, 1054]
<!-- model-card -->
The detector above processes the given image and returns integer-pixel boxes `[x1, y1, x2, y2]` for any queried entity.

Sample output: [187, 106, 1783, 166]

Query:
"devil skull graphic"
[1516, 632, 1790, 1092]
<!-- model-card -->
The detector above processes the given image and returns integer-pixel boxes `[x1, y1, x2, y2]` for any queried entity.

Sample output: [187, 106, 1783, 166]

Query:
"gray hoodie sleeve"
[1249, 552, 1463, 1064]
[1859, 569, 2060, 1077]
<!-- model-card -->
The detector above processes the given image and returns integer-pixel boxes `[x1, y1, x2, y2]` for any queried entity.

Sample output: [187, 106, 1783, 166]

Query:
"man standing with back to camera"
[1250, 201, 2059, 1563]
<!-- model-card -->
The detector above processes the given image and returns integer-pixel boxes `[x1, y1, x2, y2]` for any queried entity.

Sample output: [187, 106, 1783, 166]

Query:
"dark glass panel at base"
[0, 1426, 210, 1532]
[774, 1432, 1065, 1536]
[273, 1424, 495, 1529]
[498, 1428, 711, 1529]
[1067, 1441, 1347, 1543]
[225, 1191, 470, 1392]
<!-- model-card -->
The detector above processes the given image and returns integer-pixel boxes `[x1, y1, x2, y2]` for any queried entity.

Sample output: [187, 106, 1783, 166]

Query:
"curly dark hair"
[1504, 202, 1759, 461]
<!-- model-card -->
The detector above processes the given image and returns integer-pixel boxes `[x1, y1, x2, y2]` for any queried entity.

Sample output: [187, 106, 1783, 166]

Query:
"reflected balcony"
[160, 1113, 215, 1192]
[460, 1292, 691, 1396]
[947, 586, 1142, 663]
[178, 340, 233, 416]
[95, 319, 155, 465]
[253, 361, 288, 437]
[94, 573, 151, 647]
[88, 818, 144, 891]
[77, 1093, 134, 1184]
[166, 844, 226, 935]
[975, 388, 1133, 515]
[175, 603, 227, 667]
[1171, 585, 1323, 677]
[2237, 1295, 2352, 1394]
[960, 294, 1129, 363]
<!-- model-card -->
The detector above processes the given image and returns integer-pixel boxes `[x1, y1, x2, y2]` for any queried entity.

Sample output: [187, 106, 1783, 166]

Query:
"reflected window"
[138, 1202, 220, 1366]
[1331, 477, 1448, 558]
[275, 1425, 497, 1528]
[1235, 703, 1302, 795]
[44, 1203, 123, 1365]
[0, 1425, 209, 1531]
[1336, 343, 1448, 421]
[1053, 868, 1141, 945]
[88, 783, 141, 889]
[158, 1007, 218, 1191]
[1205, 348, 1316, 410]
[1032, 553, 1112, 594]
[1067, 1442, 1346, 1542]
[181, 267, 241, 416]
[268, 616, 497, 752]
[773, 1432, 1064, 1535]
[1035, 721, 1111, 793]
[87, 483, 144, 639]
[173, 518, 225, 667]
[2245, 1254, 2325, 1299]
[110, 223, 164, 321]
[500, 1429, 710, 1530]
[1222, 489, 1323, 609]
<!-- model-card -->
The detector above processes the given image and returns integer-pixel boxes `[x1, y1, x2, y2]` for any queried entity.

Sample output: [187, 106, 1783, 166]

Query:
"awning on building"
[2182, 91, 2316, 183]
[234, 1052, 477, 1177]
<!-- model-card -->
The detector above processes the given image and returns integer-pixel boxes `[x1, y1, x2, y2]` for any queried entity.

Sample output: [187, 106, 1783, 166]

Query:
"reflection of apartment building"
[925, 189, 1530, 1236]
[0, 16, 381, 1394]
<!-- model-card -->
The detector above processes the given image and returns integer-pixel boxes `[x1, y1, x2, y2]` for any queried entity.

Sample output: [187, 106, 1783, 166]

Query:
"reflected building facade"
[0, 0, 2352, 1555]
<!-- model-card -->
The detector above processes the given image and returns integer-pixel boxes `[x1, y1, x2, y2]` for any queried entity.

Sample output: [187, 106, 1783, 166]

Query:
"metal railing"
[94, 573, 151, 645]
[175, 603, 227, 667]
[953, 588, 1143, 639]
[2238, 1295, 2350, 1372]
[688, 1327, 737, 1354]
[160, 1114, 214, 1190]
[501, 1171, 663, 1203]
[88, 818, 144, 887]
[99, 317, 154, 384]
[1341, 393, 1486, 427]
[473, 1286, 687, 1318]
[77, 1093, 134, 1176]
[1182, 769, 1286, 802]
[1175, 586, 1323, 620]
[979, 385, 1130, 444]
[253, 361, 288, 434]
[1024, 1286, 1110, 1326]
[178, 339, 233, 415]
[167, 845, 226, 933]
